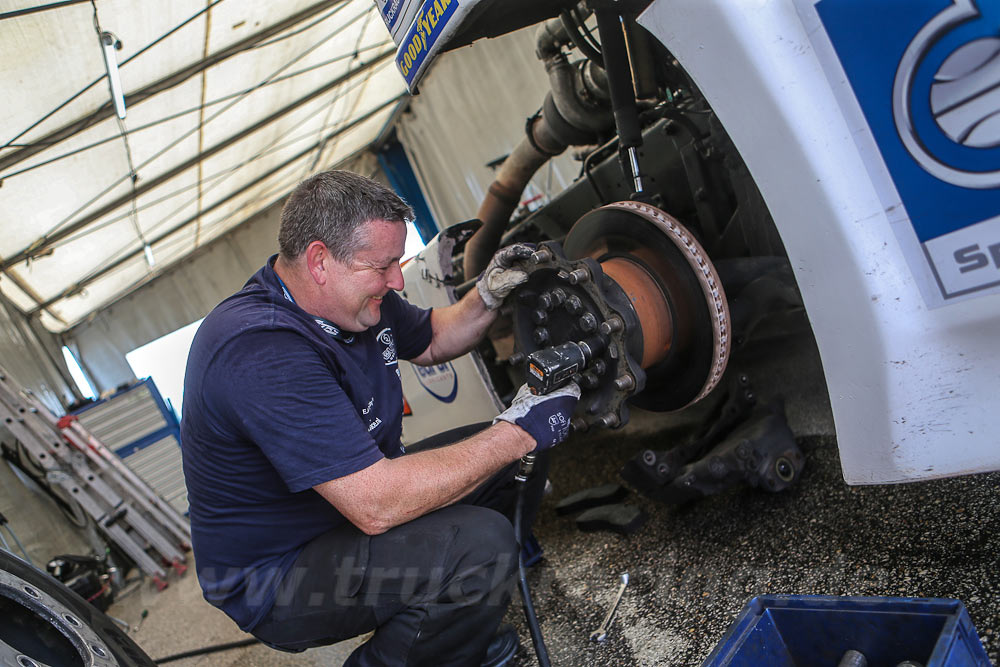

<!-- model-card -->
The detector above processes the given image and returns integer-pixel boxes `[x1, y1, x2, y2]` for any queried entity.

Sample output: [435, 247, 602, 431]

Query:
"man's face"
[321, 219, 407, 332]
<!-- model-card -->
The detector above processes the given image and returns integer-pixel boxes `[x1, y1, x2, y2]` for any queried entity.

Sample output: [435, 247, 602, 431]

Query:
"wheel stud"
[599, 317, 623, 336]
[531, 247, 553, 264]
[598, 412, 620, 428]
[614, 374, 635, 391]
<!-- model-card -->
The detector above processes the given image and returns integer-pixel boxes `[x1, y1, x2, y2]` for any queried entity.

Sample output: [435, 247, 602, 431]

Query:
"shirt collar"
[264, 255, 355, 344]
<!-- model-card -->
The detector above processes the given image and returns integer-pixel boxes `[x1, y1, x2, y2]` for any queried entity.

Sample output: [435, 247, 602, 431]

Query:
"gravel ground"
[507, 430, 999, 666]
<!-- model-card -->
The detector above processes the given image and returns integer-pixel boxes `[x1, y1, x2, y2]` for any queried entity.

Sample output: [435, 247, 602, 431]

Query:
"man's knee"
[439, 505, 518, 599]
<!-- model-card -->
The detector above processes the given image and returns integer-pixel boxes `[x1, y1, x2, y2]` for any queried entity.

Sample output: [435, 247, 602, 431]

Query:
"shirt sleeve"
[204, 329, 384, 492]
[383, 291, 433, 360]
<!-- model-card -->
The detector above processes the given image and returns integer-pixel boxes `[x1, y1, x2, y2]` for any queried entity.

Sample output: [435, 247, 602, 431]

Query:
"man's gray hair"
[278, 170, 413, 263]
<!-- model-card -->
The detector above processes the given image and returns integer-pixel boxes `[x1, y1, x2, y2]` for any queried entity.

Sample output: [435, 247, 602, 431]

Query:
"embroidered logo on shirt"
[377, 328, 397, 366]
[311, 318, 355, 343]
[367, 417, 383, 432]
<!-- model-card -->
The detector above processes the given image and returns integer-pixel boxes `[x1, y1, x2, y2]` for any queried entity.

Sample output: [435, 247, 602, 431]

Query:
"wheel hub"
[509, 201, 730, 427]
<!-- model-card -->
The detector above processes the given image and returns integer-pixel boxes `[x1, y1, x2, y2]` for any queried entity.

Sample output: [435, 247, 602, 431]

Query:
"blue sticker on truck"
[816, 0, 1000, 301]
[412, 361, 458, 402]
[395, 0, 459, 87]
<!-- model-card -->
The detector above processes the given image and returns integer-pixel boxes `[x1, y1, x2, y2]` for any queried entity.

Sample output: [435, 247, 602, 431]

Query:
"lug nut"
[581, 372, 599, 389]
[578, 313, 597, 332]
[508, 352, 525, 366]
[533, 328, 550, 345]
[565, 295, 583, 314]
[571, 417, 588, 432]
[613, 374, 635, 391]
[538, 293, 553, 309]
[592, 359, 607, 375]
[531, 309, 548, 324]
[642, 450, 657, 465]
[567, 267, 590, 285]
[597, 412, 620, 428]
[598, 316, 624, 336]
[656, 462, 671, 477]
[550, 288, 567, 306]
[531, 247, 553, 264]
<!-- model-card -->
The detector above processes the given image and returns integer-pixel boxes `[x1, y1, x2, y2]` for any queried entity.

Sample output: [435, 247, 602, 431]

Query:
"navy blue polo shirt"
[180, 255, 432, 631]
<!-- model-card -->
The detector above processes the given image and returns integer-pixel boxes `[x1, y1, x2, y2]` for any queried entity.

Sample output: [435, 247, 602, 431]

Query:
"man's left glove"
[494, 382, 581, 451]
[477, 244, 534, 310]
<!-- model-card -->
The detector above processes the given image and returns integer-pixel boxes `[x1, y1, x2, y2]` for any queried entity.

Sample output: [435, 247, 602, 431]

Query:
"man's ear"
[304, 240, 330, 285]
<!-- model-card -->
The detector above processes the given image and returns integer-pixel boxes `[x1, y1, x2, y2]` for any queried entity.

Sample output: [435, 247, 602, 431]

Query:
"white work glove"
[494, 382, 581, 452]
[476, 244, 534, 310]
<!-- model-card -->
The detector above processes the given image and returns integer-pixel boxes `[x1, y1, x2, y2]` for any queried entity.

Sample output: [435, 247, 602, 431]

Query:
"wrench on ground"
[590, 572, 629, 642]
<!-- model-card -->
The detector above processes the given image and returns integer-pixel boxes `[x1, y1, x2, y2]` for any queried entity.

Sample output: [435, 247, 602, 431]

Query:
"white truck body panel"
[397, 231, 505, 446]
[638, 0, 1000, 483]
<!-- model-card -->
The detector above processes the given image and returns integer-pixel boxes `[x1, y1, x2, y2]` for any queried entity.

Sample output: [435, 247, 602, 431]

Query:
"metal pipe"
[0, 0, 89, 21]
[463, 118, 564, 279]
[545, 54, 611, 132]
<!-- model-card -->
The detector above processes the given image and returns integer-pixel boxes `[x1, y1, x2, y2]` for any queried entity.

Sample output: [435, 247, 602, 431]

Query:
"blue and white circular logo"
[412, 362, 458, 403]
[377, 328, 397, 365]
[893, 0, 1000, 188]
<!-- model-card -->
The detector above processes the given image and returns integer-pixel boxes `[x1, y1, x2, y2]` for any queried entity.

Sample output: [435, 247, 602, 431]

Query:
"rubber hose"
[155, 638, 261, 664]
[514, 478, 551, 667]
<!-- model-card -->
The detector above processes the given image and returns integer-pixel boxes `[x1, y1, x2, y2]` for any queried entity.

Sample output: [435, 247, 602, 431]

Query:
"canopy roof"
[0, 0, 407, 332]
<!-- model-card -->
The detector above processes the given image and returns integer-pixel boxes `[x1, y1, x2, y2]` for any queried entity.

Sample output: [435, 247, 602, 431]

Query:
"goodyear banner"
[374, 0, 483, 91]
[805, 0, 1000, 306]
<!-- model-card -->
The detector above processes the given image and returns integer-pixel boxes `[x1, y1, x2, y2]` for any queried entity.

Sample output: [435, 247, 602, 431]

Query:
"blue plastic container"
[702, 595, 991, 666]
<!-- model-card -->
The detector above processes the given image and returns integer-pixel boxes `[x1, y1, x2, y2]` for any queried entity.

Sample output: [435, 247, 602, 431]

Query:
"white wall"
[396, 25, 583, 227]
[0, 291, 74, 412]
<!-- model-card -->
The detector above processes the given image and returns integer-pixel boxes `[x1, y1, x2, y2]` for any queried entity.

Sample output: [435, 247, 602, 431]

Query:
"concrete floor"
[108, 324, 1000, 665]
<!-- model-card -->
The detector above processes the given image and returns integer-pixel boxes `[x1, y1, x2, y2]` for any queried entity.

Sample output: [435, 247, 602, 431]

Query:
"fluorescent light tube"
[100, 32, 126, 119]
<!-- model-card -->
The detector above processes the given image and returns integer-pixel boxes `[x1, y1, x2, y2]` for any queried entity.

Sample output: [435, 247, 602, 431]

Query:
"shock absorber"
[593, 6, 645, 194]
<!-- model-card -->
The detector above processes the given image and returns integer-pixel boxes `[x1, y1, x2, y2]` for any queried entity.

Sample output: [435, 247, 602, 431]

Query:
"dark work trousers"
[250, 422, 550, 666]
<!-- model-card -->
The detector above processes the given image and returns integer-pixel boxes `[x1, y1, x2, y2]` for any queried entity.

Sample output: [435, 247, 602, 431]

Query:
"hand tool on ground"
[133, 608, 148, 633]
[590, 572, 629, 642]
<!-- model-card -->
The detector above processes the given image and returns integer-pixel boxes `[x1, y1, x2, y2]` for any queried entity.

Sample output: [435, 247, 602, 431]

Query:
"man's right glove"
[494, 382, 581, 451]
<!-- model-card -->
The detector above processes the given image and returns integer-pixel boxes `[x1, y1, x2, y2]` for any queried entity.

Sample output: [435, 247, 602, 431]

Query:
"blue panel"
[72, 377, 180, 458]
[395, 0, 459, 87]
[378, 140, 439, 243]
[816, 0, 1000, 243]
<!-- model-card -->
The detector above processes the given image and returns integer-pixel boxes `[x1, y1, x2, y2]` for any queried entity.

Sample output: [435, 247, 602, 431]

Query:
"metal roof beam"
[0, 0, 343, 173]
[0, 0, 90, 22]
[32, 93, 407, 315]
[1, 48, 395, 274]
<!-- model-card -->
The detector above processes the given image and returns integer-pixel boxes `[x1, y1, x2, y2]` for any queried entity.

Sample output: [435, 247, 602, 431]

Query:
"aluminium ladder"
[0, 366, 189, 589]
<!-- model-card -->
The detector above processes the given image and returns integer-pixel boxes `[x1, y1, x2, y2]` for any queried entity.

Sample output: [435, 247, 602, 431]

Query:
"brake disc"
[509, 201, 730, 428]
